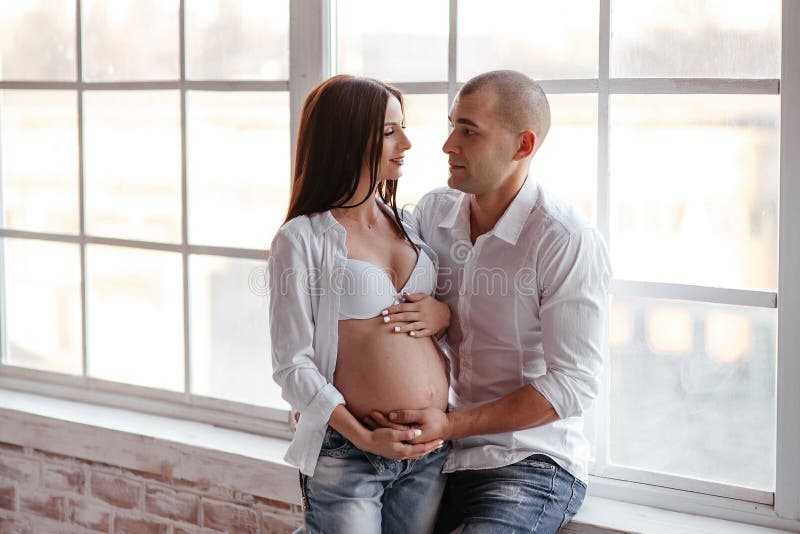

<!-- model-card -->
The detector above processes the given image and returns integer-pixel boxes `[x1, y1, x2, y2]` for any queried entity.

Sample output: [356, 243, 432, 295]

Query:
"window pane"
[82, 0, 179, 81]
[459, 0, 598, 81]
[610, 95, 779, 290]
[1, 238, 82, 374]
[608, 296, 776, 491]
[187, 91, 289, 249]
[83, 91, 181, 243]
[611, 0, 780, 78]
[336, 0, 448, 82]
[395, 94, 449, 210]
[189, 255, 287, 409]
[1, 91, 79, 234]
[86, 245, 183, 391]
[0, 0, 76, 81]
[185, 0, 289, 80]
[534, 94, 597, 224]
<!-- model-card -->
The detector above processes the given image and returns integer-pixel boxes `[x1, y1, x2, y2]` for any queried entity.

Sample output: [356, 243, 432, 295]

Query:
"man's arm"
[370, 384, 558, 442]
[446, 384, 558, 439]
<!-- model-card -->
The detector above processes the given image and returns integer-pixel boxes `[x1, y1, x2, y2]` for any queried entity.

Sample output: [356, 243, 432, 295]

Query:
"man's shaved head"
[458, 70, 551, 153]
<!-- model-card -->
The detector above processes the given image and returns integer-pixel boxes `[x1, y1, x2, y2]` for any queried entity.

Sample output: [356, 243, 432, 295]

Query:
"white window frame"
[1, 0, 798, 528]
[0, 0, 300, 440]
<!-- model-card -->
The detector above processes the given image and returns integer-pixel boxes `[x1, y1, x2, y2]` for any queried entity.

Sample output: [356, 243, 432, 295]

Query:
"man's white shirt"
[412, 176, 612, 483]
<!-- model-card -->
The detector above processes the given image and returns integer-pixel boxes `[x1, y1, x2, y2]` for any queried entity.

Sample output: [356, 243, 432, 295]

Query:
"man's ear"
[513, 130, 536, 161]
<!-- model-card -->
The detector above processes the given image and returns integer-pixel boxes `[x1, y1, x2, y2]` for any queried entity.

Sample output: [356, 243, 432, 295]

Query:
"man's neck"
[468, 172, 528, 242]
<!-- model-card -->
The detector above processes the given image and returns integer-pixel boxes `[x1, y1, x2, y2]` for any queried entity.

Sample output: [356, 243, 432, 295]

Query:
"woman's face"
[375, 95, 412, 182]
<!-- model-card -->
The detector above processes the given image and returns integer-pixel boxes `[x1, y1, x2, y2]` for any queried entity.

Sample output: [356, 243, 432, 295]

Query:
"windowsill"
[0, 389, 795, 534]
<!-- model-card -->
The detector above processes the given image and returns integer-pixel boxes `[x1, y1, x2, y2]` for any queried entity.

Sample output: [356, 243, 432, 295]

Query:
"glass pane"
[611, 0, 780, 78]
[185, 0, 289, 80]
[86, 245, 183, 391]
[187, 91, 289, 249]
[82, 0, 179, 81]
[533, 94, 597, 224]
[83, 91, 181, 243]
[2, 238, 82, 374]
[1, 91, 79, 234]
[336, 0, 448, 82]
[0, 0, 76, 81]
[610, 95, 779, 290]
[189, 254, 287, 409]
[394, 94, 449, 211]
[608, 296, 776, 491]
[459, 0, 598, 81]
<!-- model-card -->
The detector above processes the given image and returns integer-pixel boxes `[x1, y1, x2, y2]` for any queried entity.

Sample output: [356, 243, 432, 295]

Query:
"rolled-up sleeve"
[531, 228, 611, 419]
[268, 230, 345, 426]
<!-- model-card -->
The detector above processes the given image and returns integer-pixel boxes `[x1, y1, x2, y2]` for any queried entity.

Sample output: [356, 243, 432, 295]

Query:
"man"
[376, 70, 611, 533]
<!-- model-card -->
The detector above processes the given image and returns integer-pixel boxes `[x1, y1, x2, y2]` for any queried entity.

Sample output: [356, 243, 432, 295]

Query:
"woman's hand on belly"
[380, 292, 451, 338]
[366, 407, 452, 445]
[356, 427, 444, 460]
[329, 405, 443, 460]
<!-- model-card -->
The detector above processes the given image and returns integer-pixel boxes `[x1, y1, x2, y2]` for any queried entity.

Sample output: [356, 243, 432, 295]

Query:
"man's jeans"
[434, 454, 586, 534]
[298, 426, 448, 534]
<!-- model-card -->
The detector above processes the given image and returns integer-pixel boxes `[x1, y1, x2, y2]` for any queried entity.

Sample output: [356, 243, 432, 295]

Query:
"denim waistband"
[526, 453, 561, 469]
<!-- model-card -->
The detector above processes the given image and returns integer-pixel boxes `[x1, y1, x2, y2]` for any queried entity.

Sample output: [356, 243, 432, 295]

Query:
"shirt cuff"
[303, 382, 346, 426]
[530, 373, 569, 420]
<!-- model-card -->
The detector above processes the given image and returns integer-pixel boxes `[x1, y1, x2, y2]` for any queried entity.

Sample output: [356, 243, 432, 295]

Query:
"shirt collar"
[493, 176, 539, 245]
[438, 192, 466, 230]
[437, 176, 539, 246]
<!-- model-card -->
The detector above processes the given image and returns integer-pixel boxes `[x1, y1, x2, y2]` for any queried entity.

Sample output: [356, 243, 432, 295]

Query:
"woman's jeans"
[433, 454, 586, 534]
[298, 426, 449, 534]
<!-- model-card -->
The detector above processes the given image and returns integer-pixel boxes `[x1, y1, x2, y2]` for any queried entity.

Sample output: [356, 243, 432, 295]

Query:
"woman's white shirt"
[267, 201, 438, 476]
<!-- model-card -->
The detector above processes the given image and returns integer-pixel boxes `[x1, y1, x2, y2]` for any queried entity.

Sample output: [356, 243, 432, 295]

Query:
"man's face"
[442, 89, 519, 195]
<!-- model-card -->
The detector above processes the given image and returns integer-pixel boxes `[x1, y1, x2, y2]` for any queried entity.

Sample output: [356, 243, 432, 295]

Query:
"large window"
[2, 0, 799, 527]
[0, 1, 291, 429]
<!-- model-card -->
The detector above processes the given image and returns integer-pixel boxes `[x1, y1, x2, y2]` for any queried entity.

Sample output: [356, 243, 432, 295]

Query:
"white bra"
[338, 249, 437, 320]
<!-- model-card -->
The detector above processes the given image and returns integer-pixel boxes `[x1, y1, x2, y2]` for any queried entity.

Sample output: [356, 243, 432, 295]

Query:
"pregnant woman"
[268, 75, 451, 534]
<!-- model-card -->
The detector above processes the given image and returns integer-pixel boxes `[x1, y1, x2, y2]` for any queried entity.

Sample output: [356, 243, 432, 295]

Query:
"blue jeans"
[298, 426, 449, 534]
[433, 454, 586, 534]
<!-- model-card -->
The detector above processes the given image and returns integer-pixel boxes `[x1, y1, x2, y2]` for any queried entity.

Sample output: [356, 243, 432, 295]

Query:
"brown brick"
[0, 486, 15, 511]
[252, 495, 292, 512]
[145, 485, 198, 524]
[33, 449, 75, 463]
[202, 499, 258, 534]
[127, 468, 173, 485]
[18, 489, 66, 521]
[173, 527, 225, 534]
[0, 442, 26, 455]
[44, 464, 86, 494]
[0, 515, 33, 534]
[113, 515, 168, 534]
[0, 455, 38, 485]
[174, 479, 235, 502]
[262, 512, 302, 534]
[91, 472, 141, 509]
[69, 497, 112, 532]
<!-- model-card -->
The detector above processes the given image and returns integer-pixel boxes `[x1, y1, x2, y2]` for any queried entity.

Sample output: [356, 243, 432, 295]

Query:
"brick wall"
[0, 442, 303, 534]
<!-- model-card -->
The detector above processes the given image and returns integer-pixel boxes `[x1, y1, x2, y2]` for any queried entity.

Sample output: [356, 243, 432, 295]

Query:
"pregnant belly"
[335, 316, 449, 421]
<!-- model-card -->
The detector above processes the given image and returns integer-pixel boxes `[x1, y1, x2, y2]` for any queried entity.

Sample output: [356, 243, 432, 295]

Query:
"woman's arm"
[269, 230, 345, 425]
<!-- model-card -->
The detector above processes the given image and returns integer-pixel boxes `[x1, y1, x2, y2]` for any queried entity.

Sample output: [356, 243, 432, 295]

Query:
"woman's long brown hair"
[285, 75, 415, 251]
